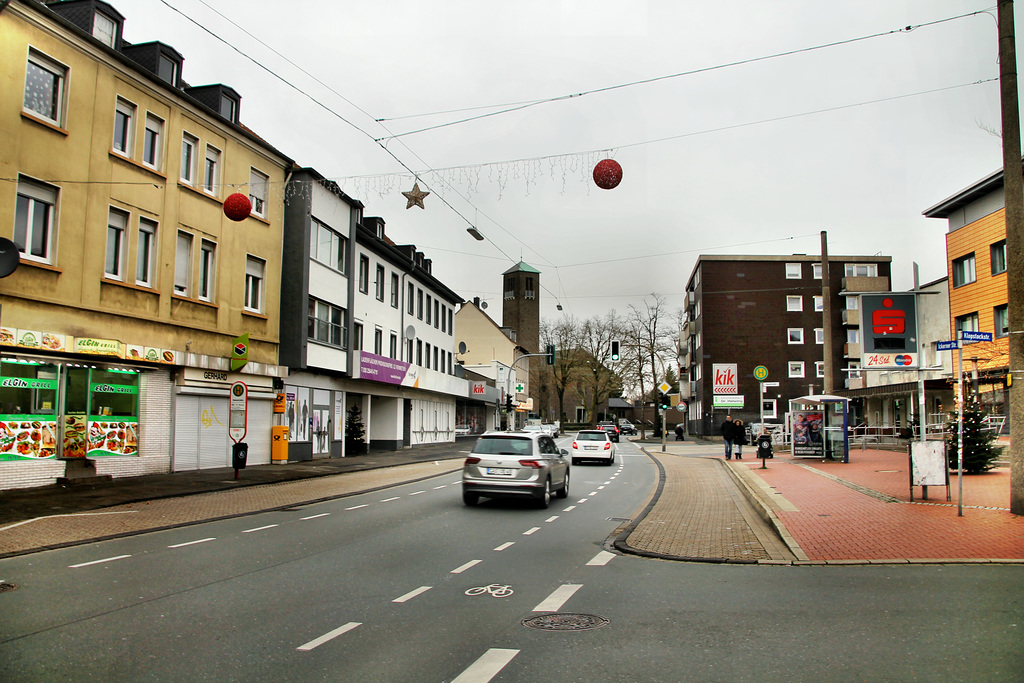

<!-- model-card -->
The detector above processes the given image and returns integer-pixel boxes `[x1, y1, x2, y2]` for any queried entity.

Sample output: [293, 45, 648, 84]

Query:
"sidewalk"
[621, 440, 1024, 565]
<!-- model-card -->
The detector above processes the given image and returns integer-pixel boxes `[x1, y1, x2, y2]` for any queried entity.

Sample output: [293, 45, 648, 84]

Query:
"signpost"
[229, 381, 248, 479]
[949, 330, 994, 516]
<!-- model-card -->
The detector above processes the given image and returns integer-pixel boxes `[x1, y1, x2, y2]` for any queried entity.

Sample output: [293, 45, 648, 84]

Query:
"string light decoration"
[402, 182, 430, 209]
[223, 192, 252, 221]
[592, 159, 622, 190]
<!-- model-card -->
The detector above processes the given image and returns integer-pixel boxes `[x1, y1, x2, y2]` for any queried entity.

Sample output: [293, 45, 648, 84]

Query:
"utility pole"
[820, 231, 833, 395]
[998, 0, 1024, 514]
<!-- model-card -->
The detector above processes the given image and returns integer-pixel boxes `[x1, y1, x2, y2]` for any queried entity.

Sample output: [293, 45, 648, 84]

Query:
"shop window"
[0, 360, 59, 460]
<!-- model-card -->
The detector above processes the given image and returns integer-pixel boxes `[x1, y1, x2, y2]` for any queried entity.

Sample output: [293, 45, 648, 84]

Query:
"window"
[416, 340, 423, 365]
[180, 133, 198, 184]
[525, 276, 535, 299]
[174, 231, 192, 295]
[955, 312, 979, 334]
[844, 263, 878, 277]
[105, 208, 128, 279]
[433, 346, 439, 370]
[815, 361, 825, 379]
[220, 94, 237, 122]
[786, 296, 803, 312]
[374, 328, 383, 355]
[157, 55, 177, 86]
[815, 328, 824, 345]
[788, 361, 805, 378]
[198, 240, 216, 301]
[358, 255, 369, 293]
[762, 399, 777, 420]
[390, 332, 398, 359]
[92, 12, 116, 47]
[113, 98, 135, 155]
[846, 296, 859, 310]
[812, 263, 822, 279]
[391, 273, 399, 308]
[788, 328, 804, 344]
[417, 289, 423, 319]
[136, 218, 156, 286]
[375, 264, 385, 301]
[952, 254, 976, 287]
[847, 361, 862, 379]
[244, 256, 265, 313]
[353, 323, 363, 351]
[249, 168, 268, 218]
[310, 218, 347, 273]
[448, 309, 453, 335]
[425, 343, 431, 367]
[307, 299, 345, 347]
[24, 50, 67, 126]
[813, 296, 823, 312]
[143, 114, 163, 169]
[441, 304, 447, 332]
[847, 328, 860, 343]
[434, 300, 440, 328]
[203, 145, 220, 194]
[407, 283, 415, 314]
[785, 263, 802, 279]
[15, 177, 58, 264]
[994, 304, 1009, 337]
[426, 295, 432, 324]
[991, 240, 1007, 275]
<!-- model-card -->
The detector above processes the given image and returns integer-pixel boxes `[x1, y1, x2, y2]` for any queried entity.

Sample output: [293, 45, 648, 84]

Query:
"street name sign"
[961, 330, 993, 344]
[936, 340, 960, 351]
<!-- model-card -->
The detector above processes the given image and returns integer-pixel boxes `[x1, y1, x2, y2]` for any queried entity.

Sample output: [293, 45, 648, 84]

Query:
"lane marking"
[523, 527, 540, 536]
[345, 504, 368, 510]
[393, 586, 432, 603]
[301, 513, 329, 520]
[433, 485, 447, 490]
[533, 584, 582, 612]
[544, 516, 559, 523]
[242, 524, 278, 534]
[451, 559, 482, 574]
[381, 497, 400, 503]
[587, 551, 615, 566]
[297, 622, 361, 651]
[563, 505, 576, 511]
[69, 554, 131, 568]
[409, 490, 425, 496]
[588, 492, 598, 496]
[168, 538, 215, 548]
[494, 542, 515, 551]
[451, 648, 519, 683]
[576, 499, 589, 504]
[598, 486, 606, 490]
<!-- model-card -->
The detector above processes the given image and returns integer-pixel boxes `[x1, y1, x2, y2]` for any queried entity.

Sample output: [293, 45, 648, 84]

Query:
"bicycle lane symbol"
[465, 584, 514, 598]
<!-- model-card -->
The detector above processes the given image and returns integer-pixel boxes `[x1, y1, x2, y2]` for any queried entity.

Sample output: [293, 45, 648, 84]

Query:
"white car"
[455, 425, 471, 436]
[571, 430, 616, 466]
[541, 423, 559, 437]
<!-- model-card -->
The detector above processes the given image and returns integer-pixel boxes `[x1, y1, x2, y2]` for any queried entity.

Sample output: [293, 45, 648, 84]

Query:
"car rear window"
[473, 436, 533, 455]
[577, 432, 606, 441]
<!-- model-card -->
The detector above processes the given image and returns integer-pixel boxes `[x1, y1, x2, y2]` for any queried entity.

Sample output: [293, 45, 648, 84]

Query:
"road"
[0, 439, 1021, 681]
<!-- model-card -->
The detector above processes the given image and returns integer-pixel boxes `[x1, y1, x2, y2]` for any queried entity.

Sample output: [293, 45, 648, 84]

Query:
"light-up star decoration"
[402, 182, 430, 209]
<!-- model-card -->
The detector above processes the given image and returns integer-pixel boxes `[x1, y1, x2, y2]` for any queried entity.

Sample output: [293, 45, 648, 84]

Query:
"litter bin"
[232, 441, 248, 469]
[756, 434, 773, 460]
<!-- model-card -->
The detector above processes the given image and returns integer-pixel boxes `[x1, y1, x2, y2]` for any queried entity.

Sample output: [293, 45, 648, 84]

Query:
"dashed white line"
[576, 499, 589, 504]
[494, 542, 515, 551]
[393, 586, 432, 603]
[345, 504, 368, 510]
[563, 505, 577, 511]
[598, 486, 606, 490]
[433, 485, 447, 490]
[452, 648, 519, 683]
[588, 491, 598, 496]
[587, 550, 616, 566]
[544, 516, 559, 523]
[381, 497, 400, 503]
[168, 538, 215, 548]
[523, 527, 541, 536]
[242, 524, 278, 534]
[301, 513, 329, 520]
[451, 559, 482, 574]
[409, 490, 425, 496]
[533, 584, 582, 612]
[69, 554, 131, 568]
[296, 622, 361, 651]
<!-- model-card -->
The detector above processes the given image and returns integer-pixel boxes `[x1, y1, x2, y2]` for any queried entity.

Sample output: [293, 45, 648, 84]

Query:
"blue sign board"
[961, 330, 993, 344]
[936, 340, 960, 351]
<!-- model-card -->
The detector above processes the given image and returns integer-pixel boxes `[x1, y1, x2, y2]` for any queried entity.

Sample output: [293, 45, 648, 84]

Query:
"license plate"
[584, 446, 596, 450]
[486, 467, 514, 476]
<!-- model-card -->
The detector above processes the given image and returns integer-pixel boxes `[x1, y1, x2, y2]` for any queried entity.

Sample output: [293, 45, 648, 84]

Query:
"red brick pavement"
[738, 449, 1024, 561]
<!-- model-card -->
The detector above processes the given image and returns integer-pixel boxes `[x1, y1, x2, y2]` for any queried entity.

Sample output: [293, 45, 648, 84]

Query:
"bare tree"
[626, 294, 679, 436]
[575, 313, 622, 425]
[540, 315, 587, 425]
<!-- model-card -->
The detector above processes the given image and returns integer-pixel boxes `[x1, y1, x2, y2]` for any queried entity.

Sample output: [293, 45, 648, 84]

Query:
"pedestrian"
[734, 419, 747, 458]
[720, 414, 735, 459]
[674, 423, 684, 441]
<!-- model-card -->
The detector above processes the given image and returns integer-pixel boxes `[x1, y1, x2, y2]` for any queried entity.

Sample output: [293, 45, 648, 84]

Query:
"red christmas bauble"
[223, 192, 252, 221]
[593, 159, 623, 190]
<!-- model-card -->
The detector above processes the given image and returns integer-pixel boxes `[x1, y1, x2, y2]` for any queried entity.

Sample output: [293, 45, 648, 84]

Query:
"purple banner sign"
[354, 351, 418, 386]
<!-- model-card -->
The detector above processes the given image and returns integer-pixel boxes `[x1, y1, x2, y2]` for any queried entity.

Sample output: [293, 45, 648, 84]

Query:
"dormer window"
[158, 55, 178, 86]
[220, 94, 237, 122]
[93, 11, 116, 47]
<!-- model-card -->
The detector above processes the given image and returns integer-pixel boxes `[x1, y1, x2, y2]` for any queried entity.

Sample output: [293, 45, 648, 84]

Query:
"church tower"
[502, 262, 540, 354]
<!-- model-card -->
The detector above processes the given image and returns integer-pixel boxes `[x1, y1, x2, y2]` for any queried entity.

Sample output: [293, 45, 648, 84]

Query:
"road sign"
[658, 381, 671, 393]
[961, 330, 993, 343]
[713, 395, 744, 408]
[936, 340, 960, 351]
[753, 365, 769, 381]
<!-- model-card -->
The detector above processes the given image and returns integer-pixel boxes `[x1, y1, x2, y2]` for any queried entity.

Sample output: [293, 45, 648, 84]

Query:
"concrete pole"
[821, 231, 834, 395]
[997, 0, 1024, 514]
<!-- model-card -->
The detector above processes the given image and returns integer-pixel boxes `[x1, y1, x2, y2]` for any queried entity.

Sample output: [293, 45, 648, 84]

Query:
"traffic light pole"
[661, 407, 667, 452]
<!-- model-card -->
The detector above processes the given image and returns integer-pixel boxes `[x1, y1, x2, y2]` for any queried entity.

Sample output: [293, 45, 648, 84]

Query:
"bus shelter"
[789, 394, 850, 463]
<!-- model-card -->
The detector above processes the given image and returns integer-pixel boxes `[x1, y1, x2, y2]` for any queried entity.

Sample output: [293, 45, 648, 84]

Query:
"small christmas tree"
[346, 404, 366, 455]
[945, 391, 1001, 474]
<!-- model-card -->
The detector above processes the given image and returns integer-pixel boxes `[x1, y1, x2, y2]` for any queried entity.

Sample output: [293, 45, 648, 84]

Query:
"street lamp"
[466, 226, 485, 241]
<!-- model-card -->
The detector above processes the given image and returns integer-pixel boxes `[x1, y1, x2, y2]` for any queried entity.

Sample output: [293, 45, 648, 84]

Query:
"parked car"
[618, 420, 636, 435]
[597, 421, 620, 442]
[522, 424, 547, 436]
[462, 431, 570, 508]
[455, 425, 471, 436]
[571, 430, 616, 465]
[541, 423, 559, 437]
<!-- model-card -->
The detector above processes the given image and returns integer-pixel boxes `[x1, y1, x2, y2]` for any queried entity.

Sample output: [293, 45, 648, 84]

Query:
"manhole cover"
[0, 582, 17, 593]
[522, 613, 609, 631]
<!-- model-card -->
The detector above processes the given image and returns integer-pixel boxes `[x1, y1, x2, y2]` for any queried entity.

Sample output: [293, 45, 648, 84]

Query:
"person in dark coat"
[674, 423, 684, 441]
[720, 414, 735, 459]
[733, 419, 748, 459]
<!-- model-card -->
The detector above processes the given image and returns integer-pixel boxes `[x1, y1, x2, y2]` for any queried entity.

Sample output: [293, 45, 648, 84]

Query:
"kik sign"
[712, 363, 738, 394]
[861, 294, 918, 369]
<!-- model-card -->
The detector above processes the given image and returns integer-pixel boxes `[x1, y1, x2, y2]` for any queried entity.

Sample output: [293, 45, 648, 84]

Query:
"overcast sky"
[113, 0, 1011, 324]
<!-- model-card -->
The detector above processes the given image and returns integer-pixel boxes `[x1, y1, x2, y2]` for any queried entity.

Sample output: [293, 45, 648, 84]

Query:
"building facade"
[682, 254, 891, 437]
[1, 0, 292, 487]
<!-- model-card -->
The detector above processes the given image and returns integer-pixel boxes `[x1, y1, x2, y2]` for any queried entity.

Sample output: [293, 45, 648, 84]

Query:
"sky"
[110, 0, 1011, 324]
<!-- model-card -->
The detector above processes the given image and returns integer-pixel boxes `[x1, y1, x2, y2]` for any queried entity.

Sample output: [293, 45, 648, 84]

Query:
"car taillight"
[465, 456, 481, 465]
[604, 442, 611, 450]
[518, 459, 542, 469]
[571, 441, 578, 450]
[615, 427, 620, 433]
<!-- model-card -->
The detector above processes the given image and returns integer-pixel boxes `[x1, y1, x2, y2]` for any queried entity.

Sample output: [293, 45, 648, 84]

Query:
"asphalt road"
[0, 439, 1021, 682]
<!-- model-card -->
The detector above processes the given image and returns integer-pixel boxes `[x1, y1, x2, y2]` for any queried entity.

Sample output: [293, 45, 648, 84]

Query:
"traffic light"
[505, 394, 514, 413]
[610, 340, 620, 361]
[545, 344, 555, 365]
[658, 393, 671, 410]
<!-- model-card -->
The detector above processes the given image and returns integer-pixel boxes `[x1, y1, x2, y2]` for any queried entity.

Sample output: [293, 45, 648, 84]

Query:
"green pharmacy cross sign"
[515, 382, 525, 393]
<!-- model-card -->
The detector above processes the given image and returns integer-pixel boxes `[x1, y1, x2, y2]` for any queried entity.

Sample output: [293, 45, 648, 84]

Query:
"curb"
[717, 459, 809, 562]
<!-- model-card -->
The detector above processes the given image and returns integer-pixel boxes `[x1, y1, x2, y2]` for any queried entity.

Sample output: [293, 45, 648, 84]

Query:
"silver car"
[462, 431, 570, 508]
